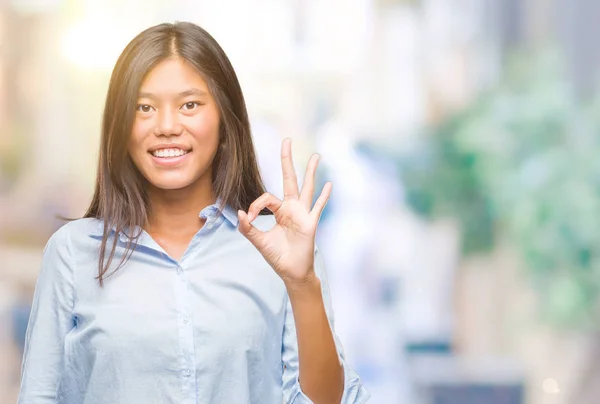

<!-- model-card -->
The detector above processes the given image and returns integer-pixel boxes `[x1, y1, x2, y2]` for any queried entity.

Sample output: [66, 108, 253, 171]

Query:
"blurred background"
[1, 0, 600, 403]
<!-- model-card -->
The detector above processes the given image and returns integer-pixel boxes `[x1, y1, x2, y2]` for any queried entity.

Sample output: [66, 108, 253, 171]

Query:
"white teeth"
[151, 148, 188, 158]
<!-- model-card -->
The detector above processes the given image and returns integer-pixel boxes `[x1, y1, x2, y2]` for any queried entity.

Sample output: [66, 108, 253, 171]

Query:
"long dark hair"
[84, 22, 267, 285]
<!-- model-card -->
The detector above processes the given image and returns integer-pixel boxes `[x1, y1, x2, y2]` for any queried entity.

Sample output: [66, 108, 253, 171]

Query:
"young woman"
[18, 22, 369, 403]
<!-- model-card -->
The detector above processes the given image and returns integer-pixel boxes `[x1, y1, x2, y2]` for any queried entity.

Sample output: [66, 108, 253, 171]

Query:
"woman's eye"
[137, 104, 153, 113]
[182, 102, 200, 111]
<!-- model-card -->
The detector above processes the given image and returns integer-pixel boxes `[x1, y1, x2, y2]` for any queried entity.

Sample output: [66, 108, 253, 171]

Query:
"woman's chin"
[139, 166, 213, 193]
[146, 176, 196, 191]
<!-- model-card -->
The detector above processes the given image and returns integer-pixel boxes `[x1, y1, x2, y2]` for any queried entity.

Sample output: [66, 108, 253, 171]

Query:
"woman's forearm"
[286, 275, 344, 404]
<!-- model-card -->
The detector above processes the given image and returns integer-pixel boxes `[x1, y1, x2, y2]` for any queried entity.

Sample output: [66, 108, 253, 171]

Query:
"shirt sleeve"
[18, 226, 76, 403]
[281, 247, 370, 403]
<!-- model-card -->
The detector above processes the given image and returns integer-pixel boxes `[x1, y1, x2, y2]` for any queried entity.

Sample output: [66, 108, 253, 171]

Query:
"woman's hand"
[237, 138, 331, 287]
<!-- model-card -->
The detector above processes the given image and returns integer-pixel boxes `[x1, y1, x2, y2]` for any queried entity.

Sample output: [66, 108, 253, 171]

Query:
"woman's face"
[129, 57, 221, 192]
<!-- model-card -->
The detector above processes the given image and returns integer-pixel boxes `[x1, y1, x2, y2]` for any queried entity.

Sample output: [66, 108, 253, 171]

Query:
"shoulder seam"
[61, 222, 77, 314]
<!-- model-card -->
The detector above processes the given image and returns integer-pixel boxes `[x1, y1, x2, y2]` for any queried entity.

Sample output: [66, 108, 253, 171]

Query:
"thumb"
[237, 210, 265, 249]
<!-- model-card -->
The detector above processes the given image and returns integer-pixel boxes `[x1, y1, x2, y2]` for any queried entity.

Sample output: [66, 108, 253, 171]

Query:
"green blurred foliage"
[0, 122, 29, 189]
[400, 51, 600, 329]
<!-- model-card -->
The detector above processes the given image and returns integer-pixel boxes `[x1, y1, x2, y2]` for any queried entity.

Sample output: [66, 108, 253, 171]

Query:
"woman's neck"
[146, 181, 216, 240]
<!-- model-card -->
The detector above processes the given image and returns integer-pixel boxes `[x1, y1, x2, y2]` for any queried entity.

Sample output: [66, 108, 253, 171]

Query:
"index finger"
[281, 138, 299, 199]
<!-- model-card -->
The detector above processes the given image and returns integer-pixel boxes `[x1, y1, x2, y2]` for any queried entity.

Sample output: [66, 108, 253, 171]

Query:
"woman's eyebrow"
[138, 88, 208, 99]
[177, 88, 208, 97]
